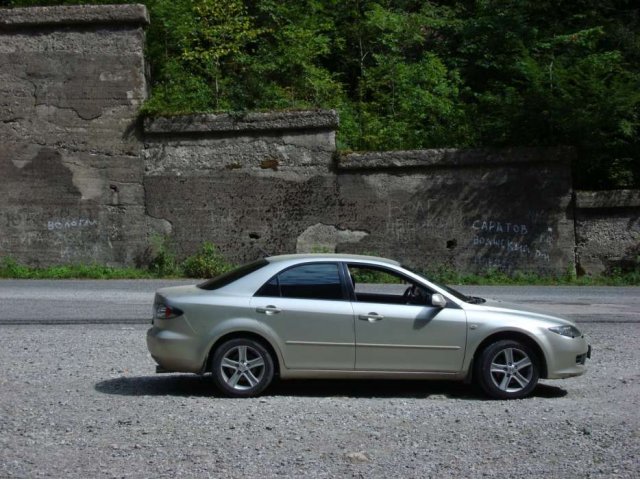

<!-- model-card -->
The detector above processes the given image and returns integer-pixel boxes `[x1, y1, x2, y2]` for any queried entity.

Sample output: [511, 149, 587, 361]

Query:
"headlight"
[548, 325, 582, 338]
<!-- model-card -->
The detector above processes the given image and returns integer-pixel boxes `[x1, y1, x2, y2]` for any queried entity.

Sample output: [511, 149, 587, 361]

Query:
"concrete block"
[0, 4, 149, 28]
[575, 190, 640, 275]
[339, 147, 575, 170]
[143, 110, 339, 134]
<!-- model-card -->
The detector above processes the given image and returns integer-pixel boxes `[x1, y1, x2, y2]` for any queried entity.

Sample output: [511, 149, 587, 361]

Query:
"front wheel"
[475, 340, 539, 399]
[211, 338, 274, 397]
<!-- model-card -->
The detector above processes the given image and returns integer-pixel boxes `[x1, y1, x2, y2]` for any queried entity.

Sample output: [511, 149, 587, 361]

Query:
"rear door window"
[255, 263, 345, 301]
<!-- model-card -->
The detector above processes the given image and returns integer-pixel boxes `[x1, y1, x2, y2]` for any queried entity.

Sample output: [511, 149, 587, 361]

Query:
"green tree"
[180, 0, 262, 109]
[355, 3, 470, 150]
[438, 0, 640, 188]
[232, 0, 345, 110]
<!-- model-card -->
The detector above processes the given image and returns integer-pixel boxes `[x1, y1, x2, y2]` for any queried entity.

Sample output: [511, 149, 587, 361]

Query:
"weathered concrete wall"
[575, 190, 640, 275]
[0, 5, 150, 266]
[144, 111, 575, 275]
[335, 148, 575, 274]
[1, 4, 634, 277]
[143, 111, 342, 262]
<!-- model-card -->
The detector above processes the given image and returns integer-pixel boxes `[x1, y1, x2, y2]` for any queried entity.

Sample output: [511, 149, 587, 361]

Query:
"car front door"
[347, 263, 467, 373]
[251, 262, 355, 370]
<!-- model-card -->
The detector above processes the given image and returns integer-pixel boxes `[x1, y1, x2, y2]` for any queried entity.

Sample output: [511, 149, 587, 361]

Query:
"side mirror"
[431, 293, 447, 308]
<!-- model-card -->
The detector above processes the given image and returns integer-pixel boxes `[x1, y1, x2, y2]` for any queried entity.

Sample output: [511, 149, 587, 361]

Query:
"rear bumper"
[146, 326, 204, 373]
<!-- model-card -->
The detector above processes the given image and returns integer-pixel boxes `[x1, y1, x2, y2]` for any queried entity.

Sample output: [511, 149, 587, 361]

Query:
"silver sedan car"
[147, 254, 590, 399]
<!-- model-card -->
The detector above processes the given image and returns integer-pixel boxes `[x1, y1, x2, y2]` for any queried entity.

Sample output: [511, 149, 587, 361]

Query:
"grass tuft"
[0, 257, 155, 280]
[1, 251, 638, 285]
[425, 265, 640, 286]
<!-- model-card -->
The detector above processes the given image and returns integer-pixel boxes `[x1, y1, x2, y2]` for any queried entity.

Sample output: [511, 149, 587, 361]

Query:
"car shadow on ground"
[95, 375, 567, 400]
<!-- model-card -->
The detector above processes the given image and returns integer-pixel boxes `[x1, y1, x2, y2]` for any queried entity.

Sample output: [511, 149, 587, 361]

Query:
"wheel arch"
[471, 331, 548, 379]
[205, 331, 282, 377]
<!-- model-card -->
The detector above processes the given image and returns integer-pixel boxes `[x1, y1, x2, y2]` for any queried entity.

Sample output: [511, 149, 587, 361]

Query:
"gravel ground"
[0, 323, 639, 478]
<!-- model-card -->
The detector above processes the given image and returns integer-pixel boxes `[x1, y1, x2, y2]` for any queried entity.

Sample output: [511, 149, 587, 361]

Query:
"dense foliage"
[8, 0, 640, 189]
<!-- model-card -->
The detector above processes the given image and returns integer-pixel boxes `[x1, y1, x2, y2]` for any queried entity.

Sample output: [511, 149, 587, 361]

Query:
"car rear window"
[197, 259, 268, 290]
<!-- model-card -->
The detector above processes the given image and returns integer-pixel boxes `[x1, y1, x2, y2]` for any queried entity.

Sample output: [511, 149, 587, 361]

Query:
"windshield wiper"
[467, 296, 486, 304]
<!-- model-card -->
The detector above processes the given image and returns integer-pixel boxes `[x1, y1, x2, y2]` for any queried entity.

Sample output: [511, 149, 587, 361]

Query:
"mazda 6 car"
[147, 254, 590, 399]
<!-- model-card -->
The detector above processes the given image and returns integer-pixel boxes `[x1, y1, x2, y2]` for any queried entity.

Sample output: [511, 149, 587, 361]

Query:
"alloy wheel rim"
[489, 347, 533, 393]
[220, 345, 266, 391]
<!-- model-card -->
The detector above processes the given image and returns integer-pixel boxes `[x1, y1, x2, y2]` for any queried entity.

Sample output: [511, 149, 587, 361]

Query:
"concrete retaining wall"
[575, 190, 640, 275]
[0, 4, 637, 277]
[0, 4, 150, 266]
[143, 111, 340, 262]
[335, 148, 575, 274]
[144, 112, 576, 274]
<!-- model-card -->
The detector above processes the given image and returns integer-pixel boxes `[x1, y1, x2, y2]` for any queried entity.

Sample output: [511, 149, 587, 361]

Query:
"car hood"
[471, 298, 577, 327]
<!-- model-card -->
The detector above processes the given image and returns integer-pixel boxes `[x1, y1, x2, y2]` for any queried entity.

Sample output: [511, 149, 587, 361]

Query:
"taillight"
[155, 304, 184, 319]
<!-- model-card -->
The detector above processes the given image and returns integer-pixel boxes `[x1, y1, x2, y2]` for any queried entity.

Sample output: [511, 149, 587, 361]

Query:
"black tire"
[210, 338, 274, 397]
[475, 339, 540, 400]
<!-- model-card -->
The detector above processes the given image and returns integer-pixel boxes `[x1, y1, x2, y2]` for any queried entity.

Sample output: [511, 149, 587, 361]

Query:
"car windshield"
[198, 259, 268, 290]
[401, 264, 473, 303]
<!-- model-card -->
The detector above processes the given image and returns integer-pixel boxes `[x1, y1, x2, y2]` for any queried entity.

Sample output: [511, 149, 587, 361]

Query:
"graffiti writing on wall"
[385, 199, 466, 241]
[470, 217, 553, 264]
[47, 218, 98, 231]
[385, 201, 428, 241]
[471, 219, 529, 235]
[2, 209, 41, 229]
[0, 211, 98, 249]
[1, 208, 100, 230]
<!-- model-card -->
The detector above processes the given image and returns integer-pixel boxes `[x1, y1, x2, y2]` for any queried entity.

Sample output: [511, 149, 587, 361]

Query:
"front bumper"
[544, 331, 591, 379]
[576, 344, 592, 366]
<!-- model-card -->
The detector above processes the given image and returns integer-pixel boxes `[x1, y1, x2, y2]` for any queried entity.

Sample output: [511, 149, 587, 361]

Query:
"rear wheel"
[475, 339, 539, 399]
[211, 338, 274, 397]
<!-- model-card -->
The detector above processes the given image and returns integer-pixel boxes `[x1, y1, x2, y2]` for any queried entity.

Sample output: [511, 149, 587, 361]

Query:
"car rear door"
[251, 262, 355, 370]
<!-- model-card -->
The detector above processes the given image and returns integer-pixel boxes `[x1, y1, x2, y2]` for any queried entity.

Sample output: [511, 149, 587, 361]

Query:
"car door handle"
[256, 305, 281, 315]
[359, 313, 384, 322]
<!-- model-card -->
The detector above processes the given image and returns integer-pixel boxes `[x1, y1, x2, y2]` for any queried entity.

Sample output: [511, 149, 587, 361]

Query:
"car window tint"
[278, 263, 344, 300]
[255, 276, 279, 297]
[198, 259, 268, 290]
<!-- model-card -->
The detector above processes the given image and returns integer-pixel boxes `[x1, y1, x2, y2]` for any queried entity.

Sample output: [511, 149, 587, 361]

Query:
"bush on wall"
[181, 242, 232, 279]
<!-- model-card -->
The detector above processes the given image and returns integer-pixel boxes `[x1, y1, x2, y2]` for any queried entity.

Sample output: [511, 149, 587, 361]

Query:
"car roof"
[265, 253, 401, 266]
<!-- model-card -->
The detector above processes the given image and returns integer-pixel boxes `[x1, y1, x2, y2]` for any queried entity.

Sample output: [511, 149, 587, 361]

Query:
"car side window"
[255, 263, 345, 301]
[256, 276, 279, 297]
[348, 264, 434, 305]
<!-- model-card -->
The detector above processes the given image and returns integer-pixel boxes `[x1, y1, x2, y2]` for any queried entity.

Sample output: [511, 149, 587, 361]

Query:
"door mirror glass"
[431, 293, 447, 308]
